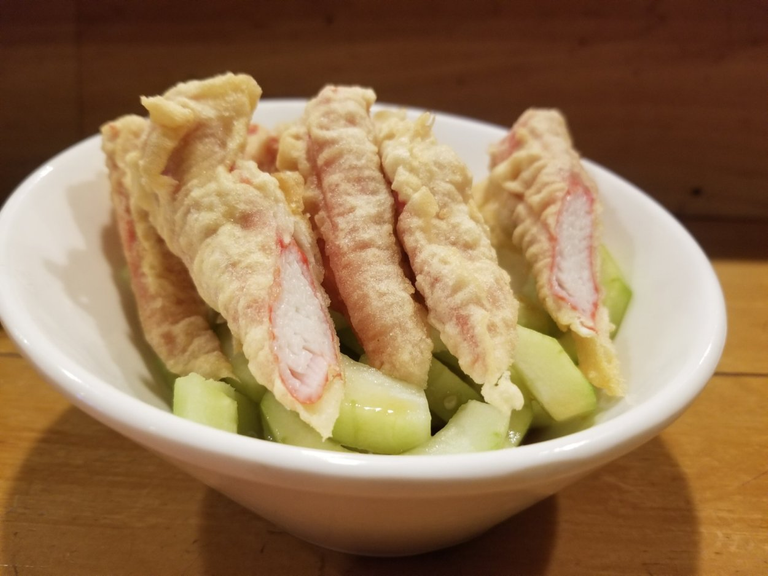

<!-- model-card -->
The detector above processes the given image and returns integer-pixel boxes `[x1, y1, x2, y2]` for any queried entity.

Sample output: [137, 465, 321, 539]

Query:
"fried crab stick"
[276, 123, 348, 317]
[101, 115, 234, 382]
[476, 109, 623, 396]
[278, 86, 433, 388]
[135, 74, 344, 437]
[374, 110, 522, 413]
[244, 123, 279, 173]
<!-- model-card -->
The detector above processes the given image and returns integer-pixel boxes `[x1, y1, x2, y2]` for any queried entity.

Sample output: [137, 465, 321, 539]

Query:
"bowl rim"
[0, 100, 727, 484]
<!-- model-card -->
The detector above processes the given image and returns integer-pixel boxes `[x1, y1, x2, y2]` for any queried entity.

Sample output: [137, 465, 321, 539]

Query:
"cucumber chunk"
[330, 310, 365, 358]
[407, 401, 507, 455]
[429, 329, 458, 372]
[332, 355, 431, 454]
[429, 326, 447, 354]
[214, 323, 267, 403]
[425, 357, 482, 423]
[557, 331, 578, 364]
[433, 349, 466, 381]
[512, 326, 597, 422]
[529, 399, 555, 429]
[599, 245, 632, 336]
[173, 373, 238, 433]
[528, 412, 596, 443]
[234, 390, 262, 438]
[337, 325, 365, 358]
[517, 298, 558, 336]
[506, 401, 533, 447]
[260, 391, 349, 452]
[496, 244, 536, 301]
[430, 330, 482, 389]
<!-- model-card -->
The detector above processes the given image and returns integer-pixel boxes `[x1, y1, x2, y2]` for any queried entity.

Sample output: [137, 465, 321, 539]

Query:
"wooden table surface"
[0, 218, 765, 575]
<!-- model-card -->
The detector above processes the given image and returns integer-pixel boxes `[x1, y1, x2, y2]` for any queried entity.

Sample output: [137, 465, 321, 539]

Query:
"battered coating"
[375, 110, 522, 413]
[244, 123, 279, 173]
[135, 74, 344, 437]
[297, 86, 434, 387]
[478, 109, 623, 396]
[101, 115, 233, 382]
[277, 123, 348, 316]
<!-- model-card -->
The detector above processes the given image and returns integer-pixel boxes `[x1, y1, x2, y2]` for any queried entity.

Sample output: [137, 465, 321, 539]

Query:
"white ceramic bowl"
[0, 101, 726, 556]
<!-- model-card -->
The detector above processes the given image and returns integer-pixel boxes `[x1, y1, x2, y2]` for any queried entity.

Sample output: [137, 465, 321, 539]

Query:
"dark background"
[2, 0, 767, 224]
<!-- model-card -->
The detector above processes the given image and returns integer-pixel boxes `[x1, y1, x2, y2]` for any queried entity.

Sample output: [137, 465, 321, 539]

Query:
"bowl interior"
[0, 101, 725, 460]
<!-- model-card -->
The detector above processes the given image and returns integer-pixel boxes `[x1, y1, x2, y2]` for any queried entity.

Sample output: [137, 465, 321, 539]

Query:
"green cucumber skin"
[506, 402, 533, 447]
[429, 330, 481, 390]
[599, 245, 632, 336]
[529, 399, 555, 429]
[603, 281, 632, 337]
[225, 355, 267, 403]
[425, 357, 483, 423]
[557, 331, 579, 364]
[214, 323, 267, 402]
[517, 299, 558, 336]
[525, 412, 596, 443]
[407, 400, 508, 455]
[260, 392, 348, 452]
[330, 310, 365, 358]
[433, 349, 464, 379]
[336, 326, 365, 358]
[234, 391, 262, 438]
[513, 326, 597, 422]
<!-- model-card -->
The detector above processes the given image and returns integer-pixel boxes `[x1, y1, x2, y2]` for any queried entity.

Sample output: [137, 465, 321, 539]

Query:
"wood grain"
[712, 259, 768, 375]
[1, 0, 767, 223]
[0, 1, 79, 199]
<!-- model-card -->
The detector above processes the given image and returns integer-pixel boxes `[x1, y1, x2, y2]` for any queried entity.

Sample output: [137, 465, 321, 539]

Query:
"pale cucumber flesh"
[260, 391, 348, 452]
[173, 373, 262, 436]
[425, 357, 482, 423]
[407, 400, 508, 455]
[512, 325, 597, 422]
[173, 373, 238, 433]
[600, 245, 632, 336]
[332, 355, 431, 454]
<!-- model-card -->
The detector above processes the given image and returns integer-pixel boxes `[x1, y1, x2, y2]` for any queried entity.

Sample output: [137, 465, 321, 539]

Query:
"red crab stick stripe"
[484, 109, 623, 395]
[302, 86, 433, 387]
[100, 115, 234, 381]
[136, 74, 343, 437]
